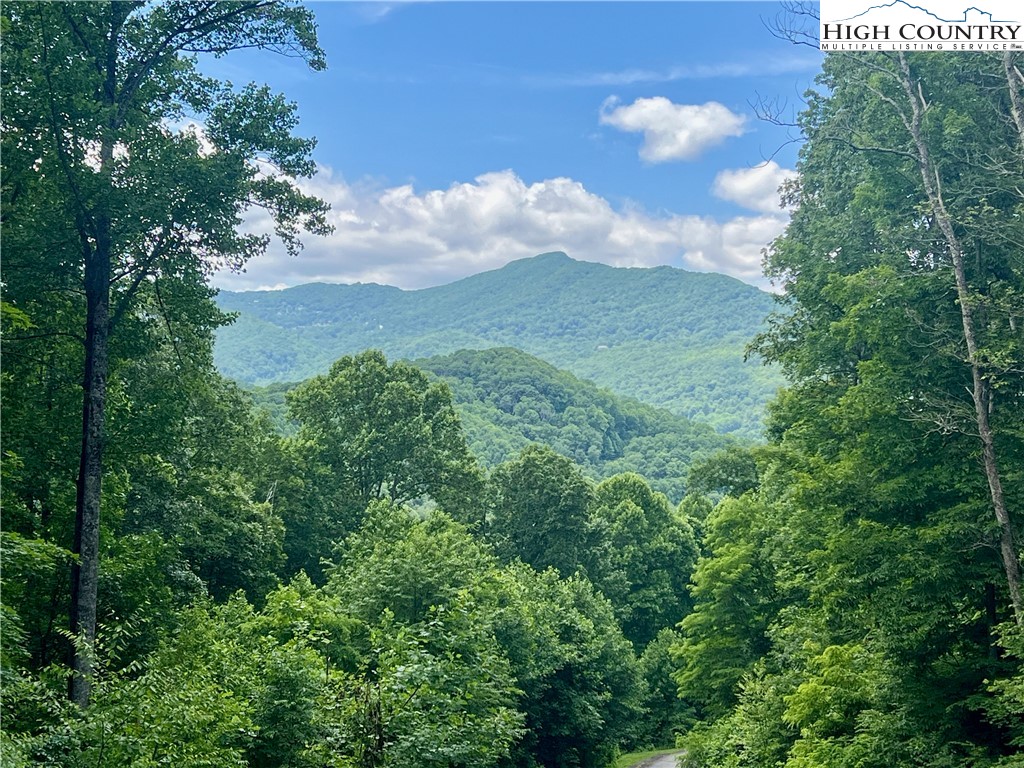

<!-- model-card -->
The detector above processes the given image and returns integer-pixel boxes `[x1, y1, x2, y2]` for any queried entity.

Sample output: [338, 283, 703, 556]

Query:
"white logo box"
[820, 0, 1023, 50]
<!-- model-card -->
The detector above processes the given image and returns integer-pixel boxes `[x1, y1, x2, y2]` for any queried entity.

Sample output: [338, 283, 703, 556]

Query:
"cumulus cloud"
[599, 97, 746, 163]
[676, 215, 786, 281]
[712, 161, 797, 214]
[215, 167, 787, 292]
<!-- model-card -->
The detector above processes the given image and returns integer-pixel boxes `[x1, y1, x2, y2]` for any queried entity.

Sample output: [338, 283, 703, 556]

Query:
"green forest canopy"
[251, 347, 737, 503]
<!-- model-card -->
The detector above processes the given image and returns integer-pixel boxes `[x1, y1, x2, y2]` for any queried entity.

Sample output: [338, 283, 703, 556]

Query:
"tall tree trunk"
[69, 6, 121, 706]
[897, 52, 1024, 624]
[1004, 52, 1024, 150]
[69, 224, 111, 707]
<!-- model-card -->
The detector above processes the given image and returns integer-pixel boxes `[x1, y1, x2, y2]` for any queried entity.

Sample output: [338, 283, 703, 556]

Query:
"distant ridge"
[214, 253, 783, 438]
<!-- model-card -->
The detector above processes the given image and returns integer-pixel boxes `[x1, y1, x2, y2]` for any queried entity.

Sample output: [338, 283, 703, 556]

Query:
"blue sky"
[210, 2, 823, 291]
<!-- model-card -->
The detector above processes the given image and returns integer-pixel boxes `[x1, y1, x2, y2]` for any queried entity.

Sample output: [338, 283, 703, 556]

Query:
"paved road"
[631, 752, 684, 768]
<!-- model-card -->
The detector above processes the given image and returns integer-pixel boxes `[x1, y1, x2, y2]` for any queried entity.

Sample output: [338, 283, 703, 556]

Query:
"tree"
[327, 503, 524, 768]
[673, 495, 780, 720]
[672, 49, 1024, 765]
[755, 52, 1024, 621]
[589, 473, 697, 648]
[685, 445, 759, 501]
[2, 1, 330, 704]
[886, 52, 1023, 621]
[637, 628, 695, 747]
[285, 351, 484, 577]
[488, 564, 646, 768]
[329, 501, 498, 628]
[328, 502, 645, 768]
[487, 445, 596, 577]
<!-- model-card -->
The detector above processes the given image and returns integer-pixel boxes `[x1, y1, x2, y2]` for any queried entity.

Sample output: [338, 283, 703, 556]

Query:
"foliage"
[487, 445, 596, 577]
[2, 599, 319, 768]
[285, 350, 483, 578]
[252, 347, 736, 503]
[2, 0, 330, 703]
[2, 3, 683, 767]
[488, 564, 646, 768]
[985, 624, 1024, 761]
[325, 502, 648, 768]
[674, 495, 781, 720]
[636, 629, 694, 747]
[420, 347, 735, 502]
[329, 500, 498, 627]
[685, 445, 759, 502]
[14, 3, 1024, 766]
[675, 50, 1024, 767]
[589, 474, 697, 649]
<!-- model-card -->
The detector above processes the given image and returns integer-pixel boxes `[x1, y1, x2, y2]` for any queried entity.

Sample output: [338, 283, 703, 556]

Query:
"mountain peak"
[214, 255, 781, 438]
[501, 251, 575, 270]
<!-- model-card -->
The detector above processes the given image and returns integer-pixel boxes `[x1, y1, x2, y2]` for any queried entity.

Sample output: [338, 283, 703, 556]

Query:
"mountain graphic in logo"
[831, 1, 1016, 24]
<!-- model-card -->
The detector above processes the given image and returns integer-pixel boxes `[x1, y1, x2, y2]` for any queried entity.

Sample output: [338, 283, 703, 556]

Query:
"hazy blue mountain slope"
[216, 252, 783, 437]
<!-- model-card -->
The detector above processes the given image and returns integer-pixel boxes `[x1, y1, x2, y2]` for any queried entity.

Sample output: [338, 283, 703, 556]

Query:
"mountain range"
[214, 252, 783, 438]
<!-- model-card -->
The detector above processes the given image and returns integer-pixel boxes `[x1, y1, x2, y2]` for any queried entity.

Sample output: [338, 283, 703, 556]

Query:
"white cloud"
[676, 214, 786, 282]
[216, 167, 788, 292]
[712, 161, 797, 214]
[537, 55, 820, 87]
[599, 97, 746, 163]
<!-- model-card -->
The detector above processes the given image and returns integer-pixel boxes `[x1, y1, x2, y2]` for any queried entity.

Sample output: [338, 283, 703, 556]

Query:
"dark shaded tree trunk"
[69, 224, 111, 707]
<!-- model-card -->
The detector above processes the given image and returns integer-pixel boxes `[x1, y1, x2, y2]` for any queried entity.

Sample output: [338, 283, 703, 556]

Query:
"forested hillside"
[215, 252, 782, 437]
[417, 348, 734, 502]
[252, 348, 736, 502]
